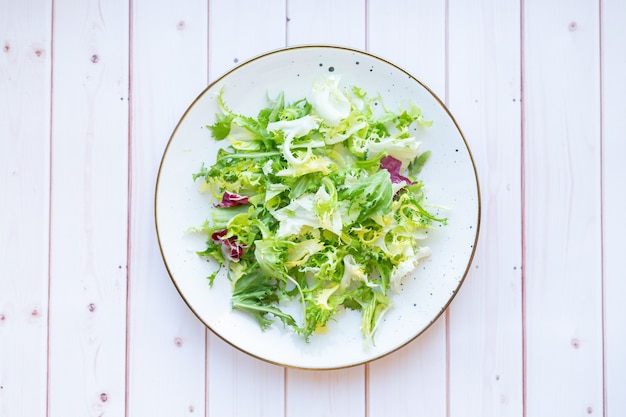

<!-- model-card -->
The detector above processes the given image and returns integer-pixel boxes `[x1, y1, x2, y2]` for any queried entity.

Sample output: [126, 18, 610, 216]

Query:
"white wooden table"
[2, 1, 624, 416]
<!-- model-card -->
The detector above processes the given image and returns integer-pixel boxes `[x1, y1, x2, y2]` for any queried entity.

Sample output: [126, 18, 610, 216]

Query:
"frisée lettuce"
[193, 75, 446, 343]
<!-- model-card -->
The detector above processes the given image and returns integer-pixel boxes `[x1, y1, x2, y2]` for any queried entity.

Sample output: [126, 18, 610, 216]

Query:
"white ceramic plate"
[155, 45, 480, 369]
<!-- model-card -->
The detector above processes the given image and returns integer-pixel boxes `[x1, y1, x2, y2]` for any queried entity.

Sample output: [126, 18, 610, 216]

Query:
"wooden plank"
[601, 0, 626, 415]
[368, 323, 446, 416]
[127, 1, 208, 416]
[207, 336, 286, 417]
[0, 1, 51, 417]
[47, 1, 129, 416]
[209, 0, 288, 80]
[446, 1, 524, 416]
[287, 367, 365, 417]
[368, 0, 447, 96]
[286, 0, 365, 49]
[523, 0, 603, 415]
[205, 2, 287, 416]
[367, 2, 447, 416]
[282, 2, 367, 417]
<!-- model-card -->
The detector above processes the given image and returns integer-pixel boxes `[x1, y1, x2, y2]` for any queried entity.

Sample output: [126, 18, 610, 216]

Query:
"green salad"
[192, 75, 446, 343]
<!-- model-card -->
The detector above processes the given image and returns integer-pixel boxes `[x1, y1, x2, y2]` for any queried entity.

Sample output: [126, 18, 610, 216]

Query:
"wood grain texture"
[47, 0, 129, 415]
[286, 367, 366, 417]
[207, 336, 285, 417]
[209, 0, 287, 81]
[447, 0, 523, 416]
[368, 322, 447, 416]
[367, 2, 448, 416]
[601, 0, 626, 415]
[0, 1, 51, 417]
[368, 0, 447, 95]
[523, 0, 603, 415]
[286, 0, 365, 48]
[127, 2, 208, 416]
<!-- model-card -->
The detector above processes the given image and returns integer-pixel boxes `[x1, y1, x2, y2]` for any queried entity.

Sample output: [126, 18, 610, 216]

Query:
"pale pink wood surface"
[1, 1, 623, 416]
[48, 0, 129, 414]
[524, 1, 604, 415]
[0, 2, 51, 417]
[602, 1, 626, 416]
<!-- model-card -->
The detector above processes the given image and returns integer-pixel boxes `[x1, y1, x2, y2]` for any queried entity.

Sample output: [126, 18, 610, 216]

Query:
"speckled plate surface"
[155, 45, 480, 369]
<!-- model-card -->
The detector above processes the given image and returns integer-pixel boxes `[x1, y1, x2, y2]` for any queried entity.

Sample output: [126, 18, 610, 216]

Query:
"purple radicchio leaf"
[211, 229, 245, 261]
[215, 191, 250, 208]
[380, 155, 413, 185]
